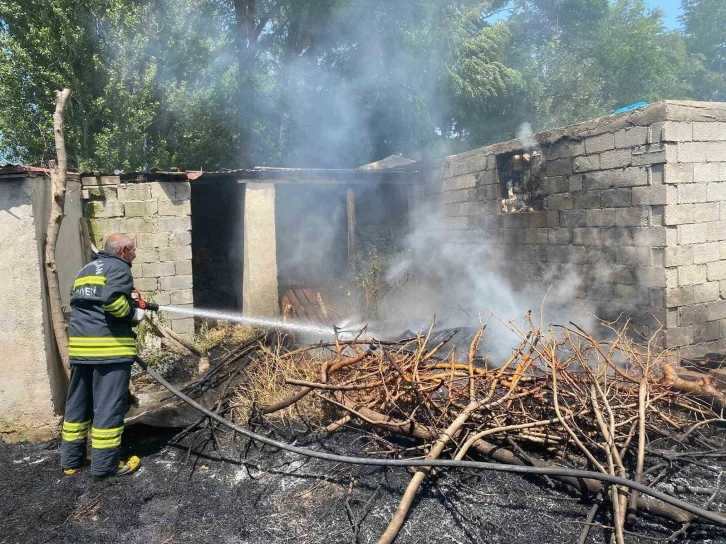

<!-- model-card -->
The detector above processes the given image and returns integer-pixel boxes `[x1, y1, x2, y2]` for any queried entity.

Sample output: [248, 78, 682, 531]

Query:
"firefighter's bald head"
[105, 233, 136, 262]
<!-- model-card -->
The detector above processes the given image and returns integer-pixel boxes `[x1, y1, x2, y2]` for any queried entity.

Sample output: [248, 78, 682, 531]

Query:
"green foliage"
[0, 0, 720, 169]
[681, 0, 726, 101]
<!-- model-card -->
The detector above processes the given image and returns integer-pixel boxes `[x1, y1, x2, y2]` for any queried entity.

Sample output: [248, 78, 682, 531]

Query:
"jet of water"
[157, 305, 338, 338]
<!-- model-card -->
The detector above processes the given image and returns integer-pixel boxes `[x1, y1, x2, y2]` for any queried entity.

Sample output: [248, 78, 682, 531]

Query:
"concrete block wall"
[82, 177, 194, 335]
[419, 101, 726, 358]
[660, 115, 726, 358]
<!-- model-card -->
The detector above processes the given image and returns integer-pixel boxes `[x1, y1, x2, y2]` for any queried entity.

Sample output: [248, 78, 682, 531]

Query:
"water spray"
[157, 305, 340, 338]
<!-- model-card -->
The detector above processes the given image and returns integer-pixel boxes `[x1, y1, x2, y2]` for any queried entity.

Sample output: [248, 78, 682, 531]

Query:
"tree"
[681, 0, 726, 101]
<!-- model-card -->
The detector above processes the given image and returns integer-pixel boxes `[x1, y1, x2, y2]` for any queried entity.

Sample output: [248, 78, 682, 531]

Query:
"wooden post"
[347, 186, 356, 284]
[46, 88, 72, 379]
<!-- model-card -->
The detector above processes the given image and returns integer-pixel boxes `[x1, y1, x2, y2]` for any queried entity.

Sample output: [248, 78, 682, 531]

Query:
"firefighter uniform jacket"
[68, 251, 136, 364]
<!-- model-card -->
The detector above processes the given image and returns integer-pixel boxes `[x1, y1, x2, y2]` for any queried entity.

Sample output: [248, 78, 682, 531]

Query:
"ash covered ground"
[2, 426, 725, 544]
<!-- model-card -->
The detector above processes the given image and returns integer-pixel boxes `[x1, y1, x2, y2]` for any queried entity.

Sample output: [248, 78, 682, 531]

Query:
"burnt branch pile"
[235, 318, 726, 543]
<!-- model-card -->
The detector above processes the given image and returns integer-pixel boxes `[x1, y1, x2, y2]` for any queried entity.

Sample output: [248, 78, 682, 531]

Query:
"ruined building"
[2, 100, 725, 436]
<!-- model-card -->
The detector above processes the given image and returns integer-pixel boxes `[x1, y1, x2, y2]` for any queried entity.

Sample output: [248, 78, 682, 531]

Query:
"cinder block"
[175, 260, 193, 275]
[572, 155, 600, 173]
[694, 281, 721, 303]
[665, 327, 693, 348]
[573, 191, 600, 209]
[667, 286, 694, 308]
[616, 246, 651, 266]
[572, 227, 604, 245]
[158, 199, 192, 216]
[679, 142, 708, 163]
[84, 201, 124, 219]
[134, 277, 159, 292]
[546, 193, 573, 210]
[159, 245, 192, 261]
[693, 242, 721, 264]
[631, 145, 667, 166]
[442, 189, 471, 205]
[169, 231, 192, 247]
[666, 268, 679, 289]
[663, 163, 694, 184]
[615, 126, 648, 148]
[585, 133, 615, 153]
[678, 184, 708, 204]
[137, 232, 169, 248]
[475, 169, 497, 186]
[664, 204, 694, 225]
[442, 174, 476, 192]
[123, 217, 158, 234]
[117, 184, 152, 201]
[651, 247, 665, 267]
[160, 275, 193, 291]
[568, 175, 583, 192]
[582, 167, 649, 190]
[695, 163, 722, 183]
[546, 139, 585, 160]
[679, 303, 708, 325]
[600, 149, 632, 170]
[170, 317, 194, 335]
[632, 185, 674, 206]
[694, 202, 720, 223]
[170, 289, 194, 305]
[441, 216, 468, 229]
[546, 159, 573, 176]
[600, 188, 632, 208]
[631, 226, 666, 247]
[157, 216, 192, 232]
[679, 264, 707, 286]
[665, 246, 694, 267]
[666, 307, 678, 327]
[707, 221, 726, 242]
[662, 121, 693, 142]
[707, 261, 726, 281]
[678, 223, 708, 244]
[152, 292, 171, 306]
[706, 142, 726, 162]
[124, 200, 158, 217]
[83, 186, 118, 201]
[584, 209, 617, 227]
[540, 176, 570, 193]
[707, 182, 726, 202]
[141, 261, 175, 278]
[707, 300, 726, 321]
[546, 228, 571, 244]
[134, 248, 159, 264]
[615, 207, 648, 226]
[693, 122, 726, 141]
[694, 321, 721, 343]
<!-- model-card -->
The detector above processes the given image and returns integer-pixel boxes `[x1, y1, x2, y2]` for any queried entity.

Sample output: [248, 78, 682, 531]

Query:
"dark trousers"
[61, 362, 132, 476]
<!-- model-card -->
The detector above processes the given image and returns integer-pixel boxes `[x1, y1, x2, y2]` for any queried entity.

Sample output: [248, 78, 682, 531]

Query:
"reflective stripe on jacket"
[69, 251, 136, 364]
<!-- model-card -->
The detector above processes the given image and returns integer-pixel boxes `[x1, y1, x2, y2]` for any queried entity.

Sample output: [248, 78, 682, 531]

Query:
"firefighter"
[61, 233, 146, 479]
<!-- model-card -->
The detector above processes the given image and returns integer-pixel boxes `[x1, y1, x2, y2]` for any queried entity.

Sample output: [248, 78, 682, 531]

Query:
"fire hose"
[135, 356, 726, 526]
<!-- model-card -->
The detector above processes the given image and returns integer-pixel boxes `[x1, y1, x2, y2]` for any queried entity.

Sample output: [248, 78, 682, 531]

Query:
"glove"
[131, 307, 146, 325]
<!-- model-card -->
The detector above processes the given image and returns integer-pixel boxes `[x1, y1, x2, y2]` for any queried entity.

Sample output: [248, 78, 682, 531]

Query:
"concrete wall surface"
[82, 177, 194, 335]
[418, 100, 726, 360]
[0, 178, 59, 439]
[243, 183, 280, 316]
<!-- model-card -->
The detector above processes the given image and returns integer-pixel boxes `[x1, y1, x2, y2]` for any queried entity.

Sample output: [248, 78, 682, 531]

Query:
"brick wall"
[661, 115, 726, 358]
[81, 177, 194, 335]
[418, 101, 726, 358]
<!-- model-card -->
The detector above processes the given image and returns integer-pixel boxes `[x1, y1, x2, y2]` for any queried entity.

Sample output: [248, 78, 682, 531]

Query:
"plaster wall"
[0, 178, 59, 439]
[243, 183, 280, 316]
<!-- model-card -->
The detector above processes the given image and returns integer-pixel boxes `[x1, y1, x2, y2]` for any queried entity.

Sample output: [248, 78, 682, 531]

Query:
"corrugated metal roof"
[0, 164, 80, 179]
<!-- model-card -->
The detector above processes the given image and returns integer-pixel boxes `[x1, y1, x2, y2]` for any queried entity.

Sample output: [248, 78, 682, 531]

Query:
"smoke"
[376, 198, 597, 363]
[517, 122, 537, 152]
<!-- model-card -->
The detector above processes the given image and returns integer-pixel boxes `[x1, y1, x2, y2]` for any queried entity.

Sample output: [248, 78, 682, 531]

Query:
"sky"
[487, 0, 684, 29]
[647, 0, 683, 29]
